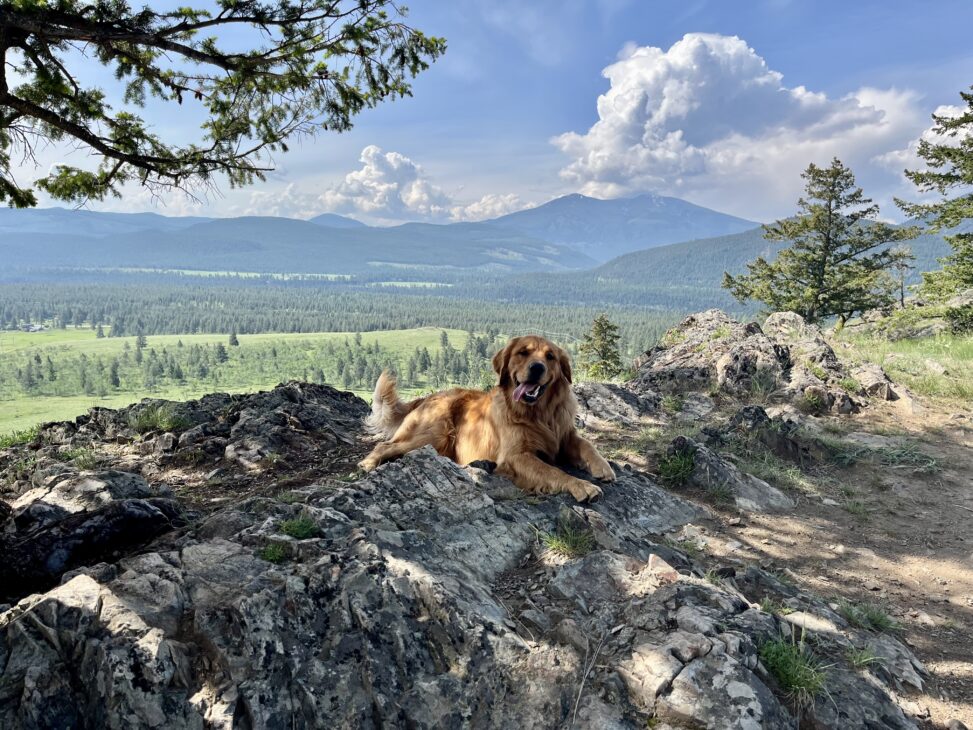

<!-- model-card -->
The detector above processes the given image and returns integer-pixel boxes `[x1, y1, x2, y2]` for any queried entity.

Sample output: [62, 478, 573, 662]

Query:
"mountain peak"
[486, 192, 758, 261]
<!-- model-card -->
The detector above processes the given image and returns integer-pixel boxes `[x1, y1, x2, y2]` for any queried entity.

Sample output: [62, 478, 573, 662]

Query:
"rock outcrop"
[0, 377, 927, 728]
[629, 310, 878, 415]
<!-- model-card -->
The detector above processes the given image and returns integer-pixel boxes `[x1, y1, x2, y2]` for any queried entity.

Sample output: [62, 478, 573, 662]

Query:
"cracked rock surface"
[0, 380, 928, 728]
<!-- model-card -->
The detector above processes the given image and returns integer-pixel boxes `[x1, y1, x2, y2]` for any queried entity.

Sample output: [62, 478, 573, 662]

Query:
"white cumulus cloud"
[316, 145, 527, 224]
[873, 104, 968, 173]
[554, 33, 928, 221]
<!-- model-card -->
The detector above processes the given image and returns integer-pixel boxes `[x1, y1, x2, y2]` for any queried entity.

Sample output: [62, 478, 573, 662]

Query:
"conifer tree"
[579, 314, 623, 380]
[0, 1, 444, 207]
[723, 158, 917, 325]
[228, 331, 240, 347]
[897, 88, 973, 299]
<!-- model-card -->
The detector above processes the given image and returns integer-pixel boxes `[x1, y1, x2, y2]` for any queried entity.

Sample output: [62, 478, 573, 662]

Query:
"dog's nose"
[528, 362, 546, 380]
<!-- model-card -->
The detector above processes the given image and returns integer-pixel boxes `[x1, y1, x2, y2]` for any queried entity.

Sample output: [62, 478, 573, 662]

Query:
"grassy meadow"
[838, 332, 973, 403]
[0, 327, 476, 433]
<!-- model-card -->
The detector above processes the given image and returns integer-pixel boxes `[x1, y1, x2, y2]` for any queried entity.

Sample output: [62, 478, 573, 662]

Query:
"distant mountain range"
[0, 196, 952, 312]
[0, 193, 756, 274]
[489, 193, 757, 261]
[496, 225, 952, 313]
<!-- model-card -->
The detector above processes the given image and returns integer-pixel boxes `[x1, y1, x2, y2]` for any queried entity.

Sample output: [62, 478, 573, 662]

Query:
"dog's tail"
[364, 370, 419, 439]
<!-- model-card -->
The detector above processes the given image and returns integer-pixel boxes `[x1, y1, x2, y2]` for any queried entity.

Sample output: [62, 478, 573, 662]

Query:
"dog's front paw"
[358, 456, 379, 472]
[568, 478, 603, 503]
[589, 458, 616, 482]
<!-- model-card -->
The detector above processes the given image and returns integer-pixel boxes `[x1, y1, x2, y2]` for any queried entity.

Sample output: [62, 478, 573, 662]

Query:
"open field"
[0, 327, 475, 433]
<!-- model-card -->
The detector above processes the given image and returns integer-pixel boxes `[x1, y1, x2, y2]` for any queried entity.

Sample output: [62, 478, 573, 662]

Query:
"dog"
[358, 335, 615, 502]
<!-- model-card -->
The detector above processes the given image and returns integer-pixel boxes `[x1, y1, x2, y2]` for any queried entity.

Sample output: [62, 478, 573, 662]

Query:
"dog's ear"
[492, 339, 516, 386]
[558, 347, 573, 384]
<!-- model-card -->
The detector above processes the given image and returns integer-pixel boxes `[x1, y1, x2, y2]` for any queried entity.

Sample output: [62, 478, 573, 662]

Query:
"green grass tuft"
[258, 544, 289, 563]
[540, 523, 596, 558]
[658, 450, 695, 486]
[806, 362, 828, 381]
[0, 424, 41, 448]
[128, 403, 191, 434]
[759, 597, 796, 616]
[846, 646, 884, 669]
[661, 394, 684, 415]
[759, 632, 828, 710]
[838, 377, 862, 394]
[56, 447, 99, 469]
[280, 514, 320, 540]
[838, 600, 898, 632]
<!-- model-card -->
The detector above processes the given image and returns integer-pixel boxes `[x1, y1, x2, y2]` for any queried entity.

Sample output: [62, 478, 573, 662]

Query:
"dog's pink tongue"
[513, 383, 528, 402]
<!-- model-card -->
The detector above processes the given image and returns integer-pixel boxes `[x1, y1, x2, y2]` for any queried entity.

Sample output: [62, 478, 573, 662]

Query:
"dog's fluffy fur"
[359, 335, 614, 502]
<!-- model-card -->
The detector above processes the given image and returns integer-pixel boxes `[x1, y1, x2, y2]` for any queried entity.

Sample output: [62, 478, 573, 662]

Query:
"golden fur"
[359, 335, 614, 502]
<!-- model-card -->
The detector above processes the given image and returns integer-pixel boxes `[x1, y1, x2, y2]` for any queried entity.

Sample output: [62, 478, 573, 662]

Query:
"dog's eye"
[518, 349, 529, 357]
[545, 352, 555, 361]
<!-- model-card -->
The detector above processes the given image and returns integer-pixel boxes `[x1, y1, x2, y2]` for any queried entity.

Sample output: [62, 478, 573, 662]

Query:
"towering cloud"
[554, 34, 926, 221]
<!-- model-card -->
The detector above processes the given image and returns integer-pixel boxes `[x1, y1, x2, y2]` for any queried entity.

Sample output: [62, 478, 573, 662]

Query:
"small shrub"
[759, 632, 828, 710]
[658, 450, 695, 486]
[258, 544, 289, 563]
[129, 404, 191, 434]
[712, 324, 732, 339]
[838, 601, 898, 632]
[661, 394, 684, 415]
[945, 304, 973, 334]
[0, 425, 41, 448]
[843, 499, 869, 520]
[660, 329, 687, 347]
[278, 491, 305, 504]
[797, 392, 825, 415]
[280, 514, 320, 540]
[806, 362, 828, 381]
[838, 377, 862, 394]
[11, 454, 37, 480]
[540, 523, 595, 558]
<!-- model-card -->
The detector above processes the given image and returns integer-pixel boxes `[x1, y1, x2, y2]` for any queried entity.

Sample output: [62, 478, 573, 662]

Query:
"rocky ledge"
[0, 327, 930, 728]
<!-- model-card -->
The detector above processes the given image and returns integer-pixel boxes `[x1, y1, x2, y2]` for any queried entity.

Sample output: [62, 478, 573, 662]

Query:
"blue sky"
[13, 0, 973, 223]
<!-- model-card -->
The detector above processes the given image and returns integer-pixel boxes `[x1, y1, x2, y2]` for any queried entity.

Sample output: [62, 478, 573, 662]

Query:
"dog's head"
[492, 335, 572, 406]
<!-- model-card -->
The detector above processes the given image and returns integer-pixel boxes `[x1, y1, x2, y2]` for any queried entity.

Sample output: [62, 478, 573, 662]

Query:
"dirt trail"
[596, 400, 973, 728]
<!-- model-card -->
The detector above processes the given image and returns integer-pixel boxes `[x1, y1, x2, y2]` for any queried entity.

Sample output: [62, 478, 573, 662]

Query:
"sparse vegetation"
[661, 394, 684, 415]
[847, 646, 884, 669]
[759, 631, 828, 710]
[759, 597, 796, 615]
[797, 391, 825, 415]
[703, 483, 734, 506]
[811, 431, 939, 473]
[0, 425, 41, 448]
[839, 601, 898, 633]
[128, 404, 191, 434]
[55, 447, 99, 470]
[806, 362, 828, 381]
[258, 544, 289, 564]
[838, 377, 861, 394]
[657, 450, 696, 486]
[840, 332, 973, 403]
[843, 499, 869, 520]
[280, 515, 320, 540]
[540, 523, 596, 559]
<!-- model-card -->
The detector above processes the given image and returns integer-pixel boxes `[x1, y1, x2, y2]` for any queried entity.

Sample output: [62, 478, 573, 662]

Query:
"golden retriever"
[358, 335, 614, 502]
